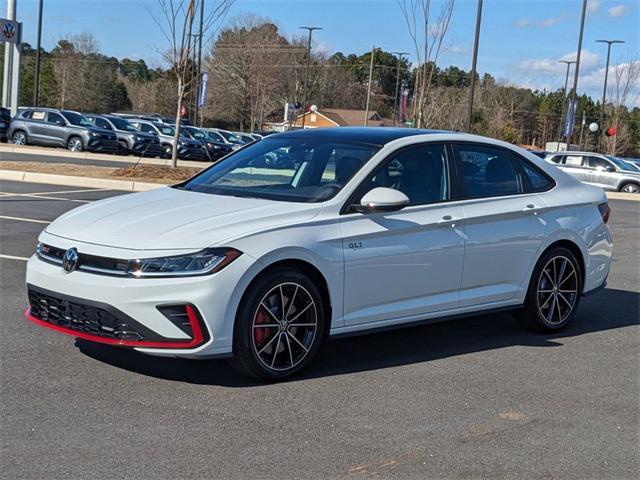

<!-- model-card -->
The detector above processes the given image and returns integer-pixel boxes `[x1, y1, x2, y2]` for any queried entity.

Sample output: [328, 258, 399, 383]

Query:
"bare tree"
[604, 56, 640, 155]
[149, 0, 233, 167]
[397, 0, 455, 128]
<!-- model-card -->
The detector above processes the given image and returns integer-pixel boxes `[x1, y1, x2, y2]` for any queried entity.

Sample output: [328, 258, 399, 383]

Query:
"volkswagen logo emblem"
[62, 248, 79, 273]
[2, 22, 15, 40]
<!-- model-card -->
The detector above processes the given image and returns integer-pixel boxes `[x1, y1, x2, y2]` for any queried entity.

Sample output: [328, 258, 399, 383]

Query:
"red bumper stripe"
[25, 305, 205, 349]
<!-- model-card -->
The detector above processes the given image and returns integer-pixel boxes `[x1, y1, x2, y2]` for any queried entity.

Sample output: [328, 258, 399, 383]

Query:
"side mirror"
[605, 165, 616, 172]
[357, 187, 410, 213]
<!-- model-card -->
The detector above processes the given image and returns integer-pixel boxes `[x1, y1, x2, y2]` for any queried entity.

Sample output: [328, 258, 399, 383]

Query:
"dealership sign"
[0, 18, 21, 44]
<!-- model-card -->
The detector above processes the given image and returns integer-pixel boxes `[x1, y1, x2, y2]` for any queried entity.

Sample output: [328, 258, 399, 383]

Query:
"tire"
[228, 267, 326, 381]
[118, 141, 129, 156]
[67, 136, 83, 152]
[515, 246, 582, 332]
[12, 130, 27, 146]
[620, 182, 639, 194]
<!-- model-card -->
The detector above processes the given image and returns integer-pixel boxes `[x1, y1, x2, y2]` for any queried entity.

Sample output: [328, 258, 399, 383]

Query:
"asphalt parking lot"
[1, 180, 638, 480]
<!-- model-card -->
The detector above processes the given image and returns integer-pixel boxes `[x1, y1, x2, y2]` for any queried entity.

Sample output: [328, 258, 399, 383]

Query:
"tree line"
[2, 19, 638, 156]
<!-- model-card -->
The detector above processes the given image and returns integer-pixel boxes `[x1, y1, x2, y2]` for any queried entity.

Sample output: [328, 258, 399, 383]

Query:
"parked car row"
[544, 151, 640, 194]
[4, 107, 261, 162]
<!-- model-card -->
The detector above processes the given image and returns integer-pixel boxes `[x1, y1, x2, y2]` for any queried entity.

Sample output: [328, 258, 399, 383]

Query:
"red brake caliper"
[254, 308, 269, 346]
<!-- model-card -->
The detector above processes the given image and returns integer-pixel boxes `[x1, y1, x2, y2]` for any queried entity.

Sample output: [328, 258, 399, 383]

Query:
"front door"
[342, 143, 465, 327]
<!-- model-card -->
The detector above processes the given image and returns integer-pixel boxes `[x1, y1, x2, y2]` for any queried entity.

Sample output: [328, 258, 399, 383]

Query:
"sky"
[4, 0, 639, 101]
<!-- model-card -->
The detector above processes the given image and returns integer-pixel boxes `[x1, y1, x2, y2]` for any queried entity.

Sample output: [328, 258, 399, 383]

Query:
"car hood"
[45, 187, 322, 250]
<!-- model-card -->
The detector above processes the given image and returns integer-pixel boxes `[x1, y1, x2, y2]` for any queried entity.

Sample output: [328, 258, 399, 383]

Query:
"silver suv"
[545, 151, 640, 194]
[129, 120, 206, 160]
[9, 108, 119, 153]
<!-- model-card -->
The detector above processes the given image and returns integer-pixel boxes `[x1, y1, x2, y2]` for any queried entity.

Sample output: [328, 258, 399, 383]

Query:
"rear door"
[25, 110, 50, 143]
[453, 142, 553, 307]
[559, 154, 590, 183]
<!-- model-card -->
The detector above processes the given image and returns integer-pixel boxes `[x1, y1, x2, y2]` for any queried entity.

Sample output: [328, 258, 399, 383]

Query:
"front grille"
[28, 287, 159, 342]
[37, 243, 130, 276]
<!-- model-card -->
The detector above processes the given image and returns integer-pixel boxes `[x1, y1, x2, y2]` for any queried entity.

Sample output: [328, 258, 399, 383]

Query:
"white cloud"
[608, 5, 627, 17]
[587, 0, 601, 13]
[538, 17, 559, 27]
[515, 18, 531, 28]
[446, 44, 468, 55]
[515, 50, 601, 76]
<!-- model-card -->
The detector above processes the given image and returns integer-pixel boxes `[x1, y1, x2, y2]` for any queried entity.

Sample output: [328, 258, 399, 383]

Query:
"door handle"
[522, 204, 542, 215]
[437, 215, 458, 227]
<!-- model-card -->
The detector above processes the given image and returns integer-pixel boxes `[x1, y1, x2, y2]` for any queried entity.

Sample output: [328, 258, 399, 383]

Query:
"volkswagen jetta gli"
[26, 128, 613, 381]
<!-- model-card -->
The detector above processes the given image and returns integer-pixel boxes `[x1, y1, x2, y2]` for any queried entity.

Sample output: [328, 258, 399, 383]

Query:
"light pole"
[557, 59, 575, 146]
[391, 51, 409, 126]
[466, 0, 483, 132]
[364, 45, 378, 126]
[566, 0, 588, 150]
[300, 26, 322, 129]
[33, 0, 44, 106]
[596, 39, 624, 151]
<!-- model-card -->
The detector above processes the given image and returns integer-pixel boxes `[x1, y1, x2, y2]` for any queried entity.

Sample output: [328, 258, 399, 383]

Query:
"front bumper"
[132, 141, 162, 157]
[178, 145, 207, 160]
[25, 240, 255, 357]
[86, 138, 120, 154]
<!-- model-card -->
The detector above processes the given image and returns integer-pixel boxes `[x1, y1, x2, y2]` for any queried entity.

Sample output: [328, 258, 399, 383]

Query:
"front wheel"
[161, 144, 172, 159]
[515, 247, 582, 332]
[620, 182, 639, 194]
[67, 136, 83, 152]
[229, 268, 326, 381]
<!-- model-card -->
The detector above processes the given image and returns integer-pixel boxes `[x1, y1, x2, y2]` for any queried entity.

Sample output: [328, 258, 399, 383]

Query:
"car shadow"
[76, 287, 639, 388]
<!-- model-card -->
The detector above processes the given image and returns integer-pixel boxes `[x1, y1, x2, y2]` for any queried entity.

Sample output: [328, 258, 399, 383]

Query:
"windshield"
[157, 125, 175, 136]
[608, 156, 640, 172]
[218, 130, 244, 144]
[109, 117, 139, 133]
[61, 111, 93, 127]
[179, 137, 380, 202]
[185, 127, 206, 140]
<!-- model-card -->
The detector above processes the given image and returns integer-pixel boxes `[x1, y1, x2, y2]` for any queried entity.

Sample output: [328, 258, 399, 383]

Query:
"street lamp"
[566, 0, 588, 150]
[33, 0, 44, 107]
[557, 59, 576, 146]
[299, 26, 322, 129]
[390, 51, 409, 126]
[596, 39, 624, 150]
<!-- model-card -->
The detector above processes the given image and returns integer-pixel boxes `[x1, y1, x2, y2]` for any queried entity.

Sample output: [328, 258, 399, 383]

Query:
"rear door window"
[456, 144, 524, 198]
[564, 155, 585, 166]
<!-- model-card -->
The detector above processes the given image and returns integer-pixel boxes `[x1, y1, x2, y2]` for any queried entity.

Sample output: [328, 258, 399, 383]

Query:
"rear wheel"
[516, 247, 582, 332]
[620, 182, 639, 194]
[229, 267, 326, 381]
[12, 131, 27, 145]
[67, 136, 83, 152]
[161, 144, 172, 159]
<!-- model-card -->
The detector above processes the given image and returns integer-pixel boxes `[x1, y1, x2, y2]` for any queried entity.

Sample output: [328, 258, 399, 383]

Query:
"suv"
[129, 120, 205, 160]
[85, 114, 161, 157]
[9, 108, 118, 153]
[181, 126, 234, 161]
[546, 151, 640, 194]
[0, 107, 11, 142]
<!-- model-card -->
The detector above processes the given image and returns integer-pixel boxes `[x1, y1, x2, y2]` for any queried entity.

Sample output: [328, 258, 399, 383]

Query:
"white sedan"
[26, 128, 613, 381]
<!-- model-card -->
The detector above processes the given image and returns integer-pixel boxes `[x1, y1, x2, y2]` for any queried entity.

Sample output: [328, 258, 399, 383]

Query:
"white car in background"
[26, 128, 613, 381]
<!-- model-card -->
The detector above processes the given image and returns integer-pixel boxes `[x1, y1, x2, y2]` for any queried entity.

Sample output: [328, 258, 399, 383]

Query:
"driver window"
[46, 112, 65, 125]
[359, 144, 448, 206]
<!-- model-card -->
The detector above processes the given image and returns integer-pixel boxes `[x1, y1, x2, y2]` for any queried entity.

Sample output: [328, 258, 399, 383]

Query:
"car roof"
[273, 127, 452, 145]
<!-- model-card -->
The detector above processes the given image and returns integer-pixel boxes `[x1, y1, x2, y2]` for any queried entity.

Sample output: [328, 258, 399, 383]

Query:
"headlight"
[207, 142, 220, 150]
[134, 135, 144, 141]
[90, 131, 99, 137]
[129, 248, 241, 277]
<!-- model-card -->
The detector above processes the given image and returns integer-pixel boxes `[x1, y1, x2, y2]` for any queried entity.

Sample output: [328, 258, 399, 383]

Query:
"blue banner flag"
[197, 72, 209, 107]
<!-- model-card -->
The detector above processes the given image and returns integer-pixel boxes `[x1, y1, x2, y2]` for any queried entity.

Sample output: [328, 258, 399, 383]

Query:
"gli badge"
[62, 247, 79, 273]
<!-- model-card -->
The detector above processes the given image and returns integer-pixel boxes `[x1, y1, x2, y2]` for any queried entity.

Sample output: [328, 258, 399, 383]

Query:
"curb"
[0, 145, 207, 168]
[606, 191, 640, 202]
[0, 169, 164, 192]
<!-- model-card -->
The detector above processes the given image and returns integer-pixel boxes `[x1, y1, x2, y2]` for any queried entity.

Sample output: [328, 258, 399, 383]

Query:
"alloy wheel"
[622, 184, 639, 194]
[12, 132, 26, 145]
[536, 256, 578, 325]
[68, 138, 83, 152]
[251, 282, 318, 372]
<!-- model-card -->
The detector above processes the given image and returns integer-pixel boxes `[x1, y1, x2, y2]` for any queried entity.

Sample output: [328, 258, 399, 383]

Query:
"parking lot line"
[0, 192, 91, 203]
[0, 253, 29, 261]
[0, 215, 50, 224]
[25, 188, 110, 195]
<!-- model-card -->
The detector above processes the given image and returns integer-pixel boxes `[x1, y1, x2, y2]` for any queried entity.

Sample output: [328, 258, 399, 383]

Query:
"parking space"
[1, 180, 638, 479]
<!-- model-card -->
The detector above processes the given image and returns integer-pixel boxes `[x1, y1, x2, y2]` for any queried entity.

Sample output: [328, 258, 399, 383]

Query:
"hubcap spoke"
[252, 282, 317, 372]
[538, 255, 578, 325]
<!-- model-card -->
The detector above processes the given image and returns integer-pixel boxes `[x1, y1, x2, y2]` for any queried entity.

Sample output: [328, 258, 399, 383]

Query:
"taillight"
[598, 202, 611, 224]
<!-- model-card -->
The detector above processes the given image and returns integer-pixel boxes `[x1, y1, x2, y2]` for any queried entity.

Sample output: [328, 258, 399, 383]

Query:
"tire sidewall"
[232, 268, 326, 381]
[524, 246, 583, 331]
[12, 131, 26, 145]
